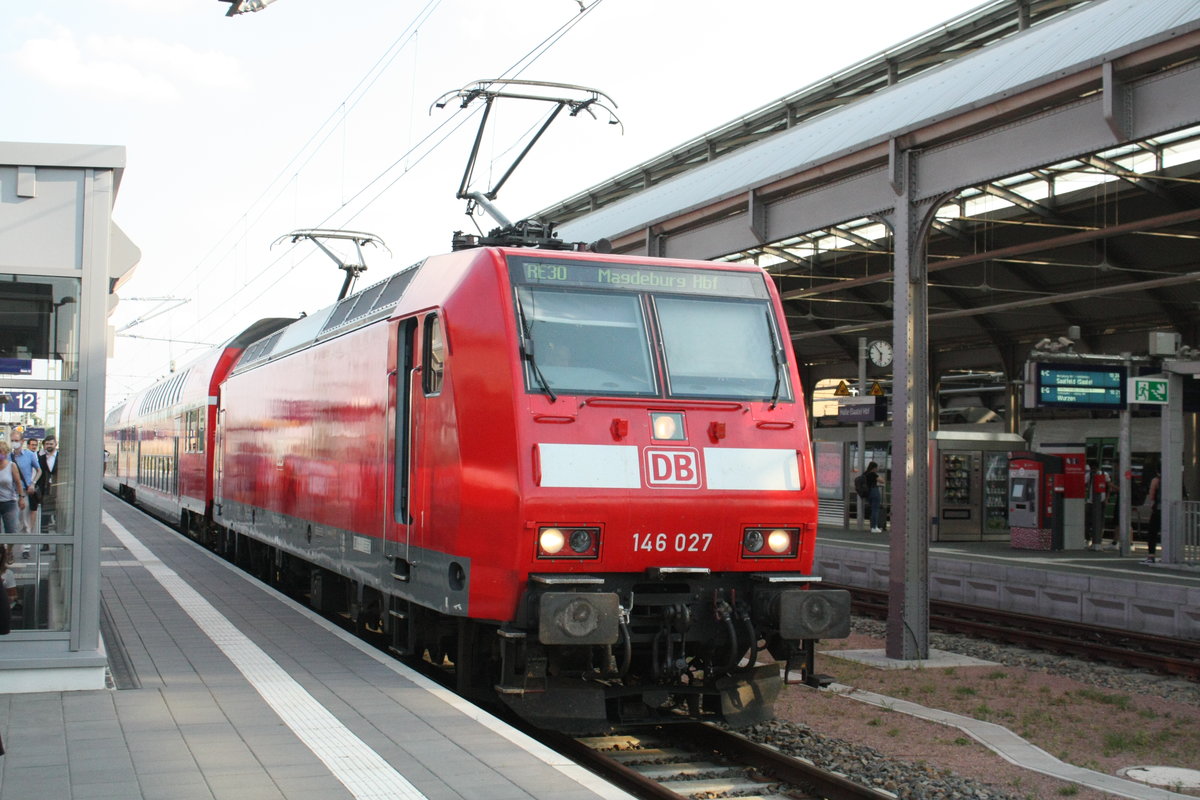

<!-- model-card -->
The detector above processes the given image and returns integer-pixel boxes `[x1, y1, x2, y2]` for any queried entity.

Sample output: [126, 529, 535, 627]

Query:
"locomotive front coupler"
[749, 576, 852, 640]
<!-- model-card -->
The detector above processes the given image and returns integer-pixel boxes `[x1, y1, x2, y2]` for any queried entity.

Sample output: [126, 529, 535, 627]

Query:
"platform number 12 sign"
[0, 391, 38, 413]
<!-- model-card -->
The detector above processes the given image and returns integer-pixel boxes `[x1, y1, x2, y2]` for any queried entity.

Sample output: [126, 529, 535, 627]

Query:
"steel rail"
[544, 723, 896, 800]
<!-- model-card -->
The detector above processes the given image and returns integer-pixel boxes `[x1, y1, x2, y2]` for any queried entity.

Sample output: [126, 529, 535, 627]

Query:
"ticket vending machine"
[1008, 451, 1065, 550]
[1038, 443, 1086, 549]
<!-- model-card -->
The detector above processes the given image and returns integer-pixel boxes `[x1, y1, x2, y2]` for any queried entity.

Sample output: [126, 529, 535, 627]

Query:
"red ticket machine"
[1039, 443, 1086, 549]
[1008, 451, 1065, 550]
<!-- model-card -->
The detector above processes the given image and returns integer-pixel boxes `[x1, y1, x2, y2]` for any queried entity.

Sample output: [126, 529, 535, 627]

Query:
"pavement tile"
[0, 766, 71, 797]
[205, 771, 285, 800]
[68, 779, 145, 799]
[244, 742, 321, 768]
[65, 751, 135, 772]
[66, 764, 139, 787]
[129, 755, 203, 776]
[64, 719, 125, 742]
[3, 741, 68, 768]
[139, 780, 216, 800]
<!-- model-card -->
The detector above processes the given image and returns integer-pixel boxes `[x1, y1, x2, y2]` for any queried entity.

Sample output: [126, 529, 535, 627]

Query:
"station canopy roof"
[538, 0, 1200, 386]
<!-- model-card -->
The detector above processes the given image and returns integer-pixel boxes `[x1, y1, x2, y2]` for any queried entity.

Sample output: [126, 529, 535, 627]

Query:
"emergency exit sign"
[1131, 376, 1169, 404]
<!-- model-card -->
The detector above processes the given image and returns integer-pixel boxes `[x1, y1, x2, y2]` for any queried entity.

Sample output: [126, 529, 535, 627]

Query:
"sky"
[2, 0, 983, 408]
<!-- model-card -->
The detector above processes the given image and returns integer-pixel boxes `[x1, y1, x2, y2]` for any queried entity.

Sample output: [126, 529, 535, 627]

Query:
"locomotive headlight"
[539, 527, 565, 555]
[742, 526, 799, 558]
[743, 529, 765, 553]
[537, 526, 600, 558]
[569, 528, 594, 554]
[767, 528, 792, 553]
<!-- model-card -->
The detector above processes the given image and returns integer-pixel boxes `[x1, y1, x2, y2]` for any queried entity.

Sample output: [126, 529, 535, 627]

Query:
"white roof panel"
[555, 0, 1200, 244]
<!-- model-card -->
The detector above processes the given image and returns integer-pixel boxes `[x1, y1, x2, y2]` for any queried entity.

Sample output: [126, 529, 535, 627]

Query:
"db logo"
[644, 448, 702, 489]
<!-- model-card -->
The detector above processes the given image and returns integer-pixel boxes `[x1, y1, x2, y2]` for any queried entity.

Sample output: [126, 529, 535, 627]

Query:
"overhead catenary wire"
[172, 2, 606, 342]
[124, 1, 607, 393]
[187, 1, 605, 332]
[155, 0, 445, 305]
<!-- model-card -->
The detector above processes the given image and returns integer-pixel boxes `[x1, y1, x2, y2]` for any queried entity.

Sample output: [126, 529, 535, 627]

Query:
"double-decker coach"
[103, 319, 294, 533]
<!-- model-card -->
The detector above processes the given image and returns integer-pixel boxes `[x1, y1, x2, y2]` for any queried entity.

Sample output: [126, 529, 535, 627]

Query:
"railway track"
[543, 722, 896, 800]
[838, 585, 1200, 681]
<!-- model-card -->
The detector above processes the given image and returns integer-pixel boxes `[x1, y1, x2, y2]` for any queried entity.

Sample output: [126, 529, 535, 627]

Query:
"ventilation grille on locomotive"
[318, 265, 419, 337]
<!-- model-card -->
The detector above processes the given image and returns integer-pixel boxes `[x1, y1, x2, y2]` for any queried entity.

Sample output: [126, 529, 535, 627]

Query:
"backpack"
[854, 473, 869, 499]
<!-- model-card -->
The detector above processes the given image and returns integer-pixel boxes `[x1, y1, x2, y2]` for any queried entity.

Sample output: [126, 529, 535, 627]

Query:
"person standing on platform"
[864, 461, 885, 533]
[11, 432, 40, 557]
[1, 544, 17, 619]
[37, 436, 60, 534]
[0, 546, 9, 758]
[1085, 461, 1108, 550]
[1141, 462, 1161, 564]
[1084, 461, 1095, 548]
[0, 442, 28, 547]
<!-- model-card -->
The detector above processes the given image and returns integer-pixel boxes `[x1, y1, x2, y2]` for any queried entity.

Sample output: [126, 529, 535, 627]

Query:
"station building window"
[0, 275, 81, 382]
[0, 387, 79, 633]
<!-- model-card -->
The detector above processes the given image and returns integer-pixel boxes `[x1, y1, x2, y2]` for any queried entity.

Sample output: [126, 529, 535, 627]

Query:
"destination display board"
[1035, 363, 1127, 410]
[509, 257, 768, 299]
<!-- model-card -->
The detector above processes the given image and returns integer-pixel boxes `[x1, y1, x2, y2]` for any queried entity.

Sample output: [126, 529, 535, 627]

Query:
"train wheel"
[356, 587, 384, 637]
[455, 620, 499, 698]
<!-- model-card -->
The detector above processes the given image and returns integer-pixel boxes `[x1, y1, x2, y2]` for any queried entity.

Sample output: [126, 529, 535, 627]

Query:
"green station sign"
[1130, 376, 1169, 404]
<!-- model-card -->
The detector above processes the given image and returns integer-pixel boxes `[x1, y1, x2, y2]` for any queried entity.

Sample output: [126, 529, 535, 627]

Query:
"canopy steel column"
[884, 146, 950, 661]
[1160, 365, 1189, 564]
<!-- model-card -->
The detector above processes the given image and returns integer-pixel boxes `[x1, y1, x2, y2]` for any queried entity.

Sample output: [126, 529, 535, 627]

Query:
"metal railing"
[1173, 500, 1200, 566]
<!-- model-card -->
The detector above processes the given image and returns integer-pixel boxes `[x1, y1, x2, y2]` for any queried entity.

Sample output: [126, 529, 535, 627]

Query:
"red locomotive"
[105, 244, 850, 731]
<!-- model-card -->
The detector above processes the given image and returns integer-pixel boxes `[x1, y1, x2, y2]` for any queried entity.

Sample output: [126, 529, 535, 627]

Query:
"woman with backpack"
[857, 462, 885, 532]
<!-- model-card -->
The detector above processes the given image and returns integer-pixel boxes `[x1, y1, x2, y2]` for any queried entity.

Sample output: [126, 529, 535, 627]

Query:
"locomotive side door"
[385, 318, 418, 561]
[213, 407, 226, 518]
[412, 312, 445, 550]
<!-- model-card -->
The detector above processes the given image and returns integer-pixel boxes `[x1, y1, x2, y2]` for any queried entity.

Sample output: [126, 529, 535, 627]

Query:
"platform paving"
[0, 497, 633, 800]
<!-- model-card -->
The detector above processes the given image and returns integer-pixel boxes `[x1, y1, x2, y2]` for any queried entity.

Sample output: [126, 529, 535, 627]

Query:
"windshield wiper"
[514, 292, 557, 403]
[765, 309, 785, 409]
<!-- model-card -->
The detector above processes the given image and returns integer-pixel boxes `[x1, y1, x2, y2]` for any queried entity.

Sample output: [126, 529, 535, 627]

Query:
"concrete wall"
[816, 542, 1200, 641]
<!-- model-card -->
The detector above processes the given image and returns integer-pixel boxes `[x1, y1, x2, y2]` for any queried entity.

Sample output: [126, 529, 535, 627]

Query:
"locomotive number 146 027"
[632, 532, 713, 552]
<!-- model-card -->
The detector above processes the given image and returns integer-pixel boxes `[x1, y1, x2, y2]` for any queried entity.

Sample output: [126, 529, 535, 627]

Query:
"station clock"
[867, 339, 893, 368]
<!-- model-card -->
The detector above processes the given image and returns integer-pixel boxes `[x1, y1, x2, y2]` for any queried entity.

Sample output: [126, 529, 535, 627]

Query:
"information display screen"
[1036, 363, 1127, 409]
[509, 257, 767, 299]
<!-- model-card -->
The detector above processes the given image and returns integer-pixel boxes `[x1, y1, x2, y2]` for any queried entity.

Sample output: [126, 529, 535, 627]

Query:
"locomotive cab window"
[509, 256, 790, 403]
[655, 297, 792, 402]
[423, 314, 445, 395]
[514, 287, 655, 397]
